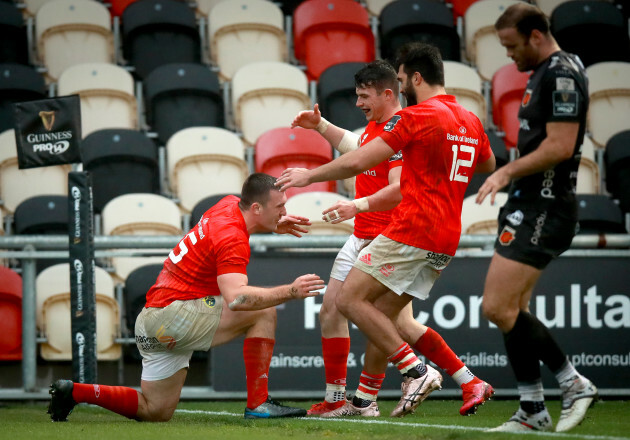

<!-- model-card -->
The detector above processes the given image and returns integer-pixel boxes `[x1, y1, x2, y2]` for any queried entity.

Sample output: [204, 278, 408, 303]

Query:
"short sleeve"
[477, 131, 492, 163]
[379, 112, 412, 152]
[214, 228, 249, 275]
[545, 69, 586, 123]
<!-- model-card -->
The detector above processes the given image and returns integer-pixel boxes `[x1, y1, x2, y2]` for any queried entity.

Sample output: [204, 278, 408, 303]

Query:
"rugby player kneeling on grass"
[48, 173, 325, 422]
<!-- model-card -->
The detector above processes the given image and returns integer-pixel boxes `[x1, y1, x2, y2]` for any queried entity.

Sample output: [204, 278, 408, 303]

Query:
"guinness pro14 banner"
[68, 172, 97, 383]
[13, 94, 82, 169]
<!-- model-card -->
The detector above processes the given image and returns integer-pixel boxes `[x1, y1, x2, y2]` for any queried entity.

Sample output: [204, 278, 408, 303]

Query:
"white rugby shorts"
[330, 234, 373, 282]
[354, 234, 452, 300]
[135, 295, 223, 381]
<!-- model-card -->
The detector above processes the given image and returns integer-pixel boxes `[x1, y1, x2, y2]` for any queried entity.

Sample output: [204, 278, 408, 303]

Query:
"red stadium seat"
[110, 0, 138, 17]
[491, 63, 530, 148]
[0, 267, 22, 361]
[255, 127, 335, 198]
[293, 0, 375, 80]
[449, 0, 480, 21]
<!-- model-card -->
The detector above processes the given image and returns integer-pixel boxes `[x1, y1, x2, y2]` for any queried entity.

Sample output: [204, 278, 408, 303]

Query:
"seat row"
[2, 0, 629, 86]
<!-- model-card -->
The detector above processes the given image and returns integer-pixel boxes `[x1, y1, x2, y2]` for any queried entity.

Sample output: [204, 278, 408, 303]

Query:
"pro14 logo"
[32, 140, 70, 155]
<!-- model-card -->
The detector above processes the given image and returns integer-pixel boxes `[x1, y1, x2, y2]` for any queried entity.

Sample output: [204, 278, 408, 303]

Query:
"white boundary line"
[175, 409, 629, 440]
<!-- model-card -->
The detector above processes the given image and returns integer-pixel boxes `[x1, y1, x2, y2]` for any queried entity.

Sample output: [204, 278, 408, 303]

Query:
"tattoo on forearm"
[290, 287, 298, 297]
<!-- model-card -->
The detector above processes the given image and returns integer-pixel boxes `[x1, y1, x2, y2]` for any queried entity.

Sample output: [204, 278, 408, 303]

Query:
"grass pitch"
[2, 399, 629, 440]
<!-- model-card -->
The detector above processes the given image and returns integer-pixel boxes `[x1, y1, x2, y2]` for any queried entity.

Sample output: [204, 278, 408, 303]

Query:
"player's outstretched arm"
[292, 103, 357, 153]
[219, 273, 325, 311]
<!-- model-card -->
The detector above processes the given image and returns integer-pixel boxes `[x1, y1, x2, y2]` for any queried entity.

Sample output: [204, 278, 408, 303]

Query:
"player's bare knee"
[334, 289, 352, 317]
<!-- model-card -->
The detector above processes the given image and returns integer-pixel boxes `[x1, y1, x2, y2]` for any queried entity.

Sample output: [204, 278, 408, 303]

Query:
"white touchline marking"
[175, 409, 629, 440]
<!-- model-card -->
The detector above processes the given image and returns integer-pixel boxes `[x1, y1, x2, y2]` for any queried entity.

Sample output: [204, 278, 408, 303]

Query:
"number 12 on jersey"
[450, 144, 475, 183]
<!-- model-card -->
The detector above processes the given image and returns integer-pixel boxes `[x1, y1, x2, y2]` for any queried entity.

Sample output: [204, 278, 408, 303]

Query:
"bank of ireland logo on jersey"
[384, 115, 401, 132]
[499, 225, 516, 246]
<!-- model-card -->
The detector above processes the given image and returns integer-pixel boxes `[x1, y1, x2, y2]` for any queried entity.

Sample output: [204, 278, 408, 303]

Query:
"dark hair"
[238, 173, 279, 210]
[393, 42, 444, 87]
[495, 3, 550, 38]
[354, 59, 399, 95]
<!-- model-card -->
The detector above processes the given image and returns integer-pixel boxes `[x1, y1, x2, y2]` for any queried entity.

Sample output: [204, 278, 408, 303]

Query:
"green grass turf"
[2, 399, 629, 440]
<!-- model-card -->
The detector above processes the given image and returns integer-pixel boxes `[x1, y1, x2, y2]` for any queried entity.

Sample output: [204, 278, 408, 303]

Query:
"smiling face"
[355, 85, 391, 123]
[497, 27, 539, 72]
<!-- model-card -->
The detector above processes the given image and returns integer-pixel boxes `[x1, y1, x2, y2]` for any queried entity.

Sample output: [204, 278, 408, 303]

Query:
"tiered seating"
[0, 2, 29, 65]
[576, 194, 626, 234]
[191, 193, 241, 225]
[0, 266, 22, 361]
[444, 60, 486, 125]
[317, 62, 369, 132]
[0, 63, 46, 133]
[491, 63, 530, 148]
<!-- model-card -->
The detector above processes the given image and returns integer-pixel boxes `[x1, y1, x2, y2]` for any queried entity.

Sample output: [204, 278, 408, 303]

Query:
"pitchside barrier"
[0, 234, 629, 399]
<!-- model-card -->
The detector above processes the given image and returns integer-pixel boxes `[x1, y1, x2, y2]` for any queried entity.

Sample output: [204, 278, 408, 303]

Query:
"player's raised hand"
[275, 167, 311, 191]
[275, 215, 311, 237]
[322, 200, 357, 224]
[476, 168, 510, 205]
[291, 103, 322, 129]
[289, 274, 325, 299]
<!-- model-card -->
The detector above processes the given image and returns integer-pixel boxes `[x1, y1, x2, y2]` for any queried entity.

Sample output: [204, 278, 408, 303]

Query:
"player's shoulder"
[545, 51, 587, 80]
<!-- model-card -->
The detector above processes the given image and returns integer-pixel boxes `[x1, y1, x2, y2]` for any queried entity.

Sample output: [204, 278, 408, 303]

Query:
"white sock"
[518, 379, 545, 402]
[452, 366, 475, 386]
[555, 359, 580, 388]
[325, 384, 345, 403]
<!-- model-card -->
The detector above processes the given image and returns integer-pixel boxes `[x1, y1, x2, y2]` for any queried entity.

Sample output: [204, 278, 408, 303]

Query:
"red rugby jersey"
[379, 95, 492, 255]
[145, 196, 250, 308]
[354, 120, 403, 239]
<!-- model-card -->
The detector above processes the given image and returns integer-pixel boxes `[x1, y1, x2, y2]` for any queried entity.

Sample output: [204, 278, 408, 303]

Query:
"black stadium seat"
[13, 195, 69, 273]
[122, 0, 201, 79]
[576, 194, 626, 234]
[551, 0, 630, 68]
[379, 0, 461, 63]
[605, 130, 630, 214]
[317, 62, 368, 132]
[191, 193, 240, 225]
[81, 129, 160, 213]
[144, 63, 224, 144]
[0, 63, 46, 133]
[0, 2, 29, 66]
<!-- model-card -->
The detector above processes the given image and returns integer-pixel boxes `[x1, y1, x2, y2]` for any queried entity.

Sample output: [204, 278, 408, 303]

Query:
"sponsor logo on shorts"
[426, 251, 451, 269]
[359, 253, 372, 265]
[156, 325, 176, 350]
[506, 210, 524, 226]
[203, 296, 216, 308]
[531, 211, 547, 246]
[499, 226, 516, 246]
[379, 264, 395, 277]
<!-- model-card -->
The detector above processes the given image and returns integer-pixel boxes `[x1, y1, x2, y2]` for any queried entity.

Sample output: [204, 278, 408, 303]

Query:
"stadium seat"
[255, 127, 335, 199]
[284, 191, 354, 235]
[0, 63, 46, 133]
[450, 0, 480, 20]
[0, 266, 22, 361]
[379, 0, 460, 63]
[461, 192, 508, 235]
[36, 263, 121, 361]
[121, 0, 200, 80]
[365, 0, 396, 16]
[35, 0, 114, 82]
[604, 130, 630, 214]
[293, 0, 375, 80]
[57, 63, 138, 138]
[576, 194, 626, 234]
[102, 193, 182, 282]
[0, 2, 29, 65]
[195, 0, 226, 16]
[13, 195, 69, 273]
[190, 193, 241, 225]
[123, 263, 162, 336]
[208, 0, 287, 81]
[81, 128, 160, 214]
[534, 0, 570, 17]
[144, 63, 224, 145]
[586, 61, 630, 148]
[0, 129, 70, 215]
[22, 0, 95, 17]
[550, 1, 630, 68]
[444, 61, 486, 125]
[317, 62, 368, 132]
[464, 0, 521, 80]
[110, 0, 139, 16]
[231, 61, 311, 145]
[166, 127, 248, 213]
[491, 62, 530, 148]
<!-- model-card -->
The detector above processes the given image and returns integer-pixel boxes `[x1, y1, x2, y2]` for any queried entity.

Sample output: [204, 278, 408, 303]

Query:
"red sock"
[322, 337, 350, 386]
[388, 342, 420, 374]
[413, 327, 464, 376]
[355, 371, 385, 401]
[72, 383, 138, 419]
[244, 337, 275, 409]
